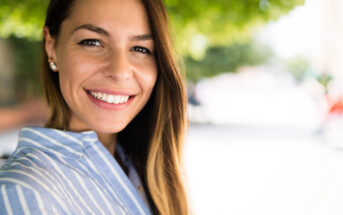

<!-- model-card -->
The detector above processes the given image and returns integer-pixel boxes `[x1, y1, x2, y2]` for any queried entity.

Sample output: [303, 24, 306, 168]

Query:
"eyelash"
[78, 39, 151, 55]
[131, 46, 151, 55]
[78, 39, 102, 47]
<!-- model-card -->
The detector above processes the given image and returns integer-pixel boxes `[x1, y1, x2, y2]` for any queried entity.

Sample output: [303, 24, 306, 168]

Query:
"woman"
[0, 0, 190, 214]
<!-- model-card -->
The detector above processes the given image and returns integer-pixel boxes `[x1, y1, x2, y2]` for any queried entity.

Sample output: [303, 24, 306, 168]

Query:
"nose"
[104, 51, 133, 81]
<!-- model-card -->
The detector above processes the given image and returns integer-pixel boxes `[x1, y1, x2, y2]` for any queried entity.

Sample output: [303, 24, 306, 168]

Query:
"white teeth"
[107, 95, 114, 103]
[89, 91, 130, 104]
[124, 96, 129, 103]
[114, 96, 120, 104]
[102, 94, 108, 101]
[119, 96, 125, 103]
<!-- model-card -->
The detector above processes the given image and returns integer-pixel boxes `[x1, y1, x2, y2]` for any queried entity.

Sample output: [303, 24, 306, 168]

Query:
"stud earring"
[50, 62, 57, 71]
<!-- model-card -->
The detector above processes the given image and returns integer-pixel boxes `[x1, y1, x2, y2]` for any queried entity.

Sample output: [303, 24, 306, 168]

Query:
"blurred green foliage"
[286, 57, 312, 83]
[317, 73, 333, 93]
[0, 0, 48, 39]
[185, 41, 272, 82]
[167, 0, 305, 57]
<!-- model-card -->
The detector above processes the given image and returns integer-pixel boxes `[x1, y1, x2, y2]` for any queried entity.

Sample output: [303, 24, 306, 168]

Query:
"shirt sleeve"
[0, 183, 66, 215]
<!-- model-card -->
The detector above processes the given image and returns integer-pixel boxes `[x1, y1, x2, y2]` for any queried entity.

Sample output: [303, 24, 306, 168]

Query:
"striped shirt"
[0, 127, 152, 215]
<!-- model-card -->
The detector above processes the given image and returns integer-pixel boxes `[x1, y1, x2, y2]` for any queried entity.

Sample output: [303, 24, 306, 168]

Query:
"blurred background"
[1, 0, 343, 214]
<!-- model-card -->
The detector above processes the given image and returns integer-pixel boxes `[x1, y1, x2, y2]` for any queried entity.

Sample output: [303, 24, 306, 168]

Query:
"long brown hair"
[42, 0, 190, 214]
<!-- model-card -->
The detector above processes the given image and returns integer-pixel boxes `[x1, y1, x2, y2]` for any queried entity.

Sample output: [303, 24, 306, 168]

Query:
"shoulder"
[0, 147, 65, 198]
[0, 181, 66, 214]
[0, 154, 68, 214]
[0, 146, 53, 184]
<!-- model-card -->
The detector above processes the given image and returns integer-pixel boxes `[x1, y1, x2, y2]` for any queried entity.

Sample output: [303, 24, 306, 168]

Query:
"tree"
[185, 41, 273, 82]
[0, 0, 48, 40]
[166, 0, 305, 58]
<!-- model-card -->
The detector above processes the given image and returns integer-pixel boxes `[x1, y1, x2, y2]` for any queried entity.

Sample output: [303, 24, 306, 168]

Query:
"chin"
[90, 122, 128, 134]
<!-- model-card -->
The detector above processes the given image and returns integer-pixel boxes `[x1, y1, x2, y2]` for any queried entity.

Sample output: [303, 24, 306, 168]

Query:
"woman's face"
[45, 0, 157, 133]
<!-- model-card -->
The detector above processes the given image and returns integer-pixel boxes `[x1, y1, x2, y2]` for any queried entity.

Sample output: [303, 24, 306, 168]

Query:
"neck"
[68, 116, 117, 154]
[97, 132, 117, 155]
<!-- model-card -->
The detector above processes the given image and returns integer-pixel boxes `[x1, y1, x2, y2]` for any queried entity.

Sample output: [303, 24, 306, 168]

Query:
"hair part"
[42, 0, 190, 214]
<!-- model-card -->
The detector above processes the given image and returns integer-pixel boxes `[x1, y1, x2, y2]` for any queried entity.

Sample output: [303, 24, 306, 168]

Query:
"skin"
[44, 0, 157, 154]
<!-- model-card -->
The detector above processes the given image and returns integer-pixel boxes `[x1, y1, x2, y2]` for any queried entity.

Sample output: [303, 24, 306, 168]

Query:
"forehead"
[63, 0, 151, 34]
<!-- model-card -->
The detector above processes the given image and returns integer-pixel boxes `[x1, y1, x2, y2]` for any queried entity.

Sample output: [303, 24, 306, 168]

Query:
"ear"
[43, 27, 58, 71]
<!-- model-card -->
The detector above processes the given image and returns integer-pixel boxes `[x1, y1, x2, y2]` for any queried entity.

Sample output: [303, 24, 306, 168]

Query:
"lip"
[85, 88, 137, 96]
[84, 89, 135, 110]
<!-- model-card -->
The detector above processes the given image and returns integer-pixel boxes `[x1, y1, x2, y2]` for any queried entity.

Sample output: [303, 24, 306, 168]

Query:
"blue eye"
[78, 39, 102, 47]
[132, 46, 151, 55]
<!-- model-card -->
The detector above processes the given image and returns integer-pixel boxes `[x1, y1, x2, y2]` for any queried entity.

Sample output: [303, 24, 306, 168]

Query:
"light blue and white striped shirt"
[0, 127, 152, 215]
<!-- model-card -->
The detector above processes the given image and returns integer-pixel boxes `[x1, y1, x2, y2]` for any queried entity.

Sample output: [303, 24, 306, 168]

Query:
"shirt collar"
[18, 126, 100, 160]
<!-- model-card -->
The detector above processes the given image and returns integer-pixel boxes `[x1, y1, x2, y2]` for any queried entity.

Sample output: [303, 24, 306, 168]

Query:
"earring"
[50, 62, 57, 71]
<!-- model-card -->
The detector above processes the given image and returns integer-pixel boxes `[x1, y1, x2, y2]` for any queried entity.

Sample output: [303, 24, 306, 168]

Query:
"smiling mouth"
[86, 90, 133, 105]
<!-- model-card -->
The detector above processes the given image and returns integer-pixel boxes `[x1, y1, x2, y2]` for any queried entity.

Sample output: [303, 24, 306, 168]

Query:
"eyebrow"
[72, 24, 110, 36]
[71, 24, 154, 41]
[129, 34, 153, 41]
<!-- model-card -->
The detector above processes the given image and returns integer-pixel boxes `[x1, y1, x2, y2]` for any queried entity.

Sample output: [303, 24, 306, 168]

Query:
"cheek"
[136, 59, 158, 93]
[143, 71, 157, 91]
[57, 54, 100, 106]
[57, 61, 81, 100]
[58, 53, 102, 87]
